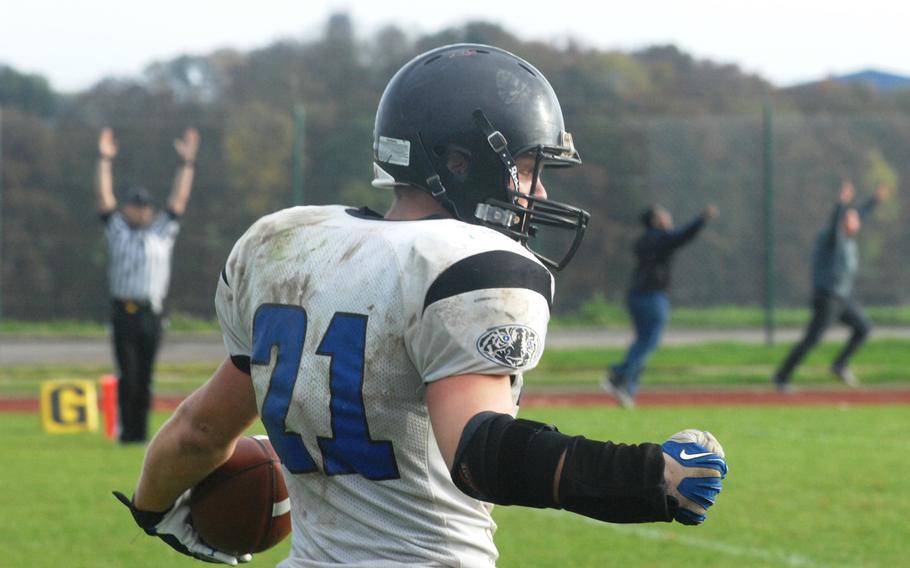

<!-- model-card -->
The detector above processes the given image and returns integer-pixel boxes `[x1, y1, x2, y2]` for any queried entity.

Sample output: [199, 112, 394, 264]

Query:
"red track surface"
[521, 388, 910, 407]
[4, 387, 910, 413]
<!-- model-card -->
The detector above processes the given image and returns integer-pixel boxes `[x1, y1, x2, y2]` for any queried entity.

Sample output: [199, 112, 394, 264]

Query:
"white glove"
[661, 429, 727, 525]
[114, 490, 253, 565]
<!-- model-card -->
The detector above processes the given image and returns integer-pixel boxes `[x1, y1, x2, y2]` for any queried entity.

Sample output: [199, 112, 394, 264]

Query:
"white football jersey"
[215, 205, 553, 567]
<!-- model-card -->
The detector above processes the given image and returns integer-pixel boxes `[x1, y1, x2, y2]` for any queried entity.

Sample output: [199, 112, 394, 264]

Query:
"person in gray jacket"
[773, 180, 889, 391]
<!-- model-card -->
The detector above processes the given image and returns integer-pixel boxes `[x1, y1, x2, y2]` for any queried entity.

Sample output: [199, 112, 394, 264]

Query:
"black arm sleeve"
[559, 436, 671, 523]
[451, 412, 568, 508]
[450, 412, 672, 523]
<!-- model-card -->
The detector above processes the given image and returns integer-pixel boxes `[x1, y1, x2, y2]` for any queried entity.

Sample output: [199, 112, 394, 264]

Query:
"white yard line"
[606, 523, 855, 568]
[525, 509, 857, 568]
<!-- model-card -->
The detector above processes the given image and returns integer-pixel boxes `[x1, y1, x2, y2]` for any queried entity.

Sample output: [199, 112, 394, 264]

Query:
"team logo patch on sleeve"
[476, 325, 541, 369]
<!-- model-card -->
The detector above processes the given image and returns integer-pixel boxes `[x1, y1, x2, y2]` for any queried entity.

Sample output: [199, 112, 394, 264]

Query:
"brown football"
[190, 435, 291, 556]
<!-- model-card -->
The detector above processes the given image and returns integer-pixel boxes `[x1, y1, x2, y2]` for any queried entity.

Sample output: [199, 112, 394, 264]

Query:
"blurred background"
[1, 1, 908, 323]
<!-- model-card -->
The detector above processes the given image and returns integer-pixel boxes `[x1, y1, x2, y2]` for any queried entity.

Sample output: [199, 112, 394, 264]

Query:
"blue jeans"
[610, 290, 670, 395]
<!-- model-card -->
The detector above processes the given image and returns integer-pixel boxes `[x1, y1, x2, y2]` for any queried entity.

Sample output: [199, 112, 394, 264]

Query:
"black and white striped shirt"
[104, 211, 180, 314]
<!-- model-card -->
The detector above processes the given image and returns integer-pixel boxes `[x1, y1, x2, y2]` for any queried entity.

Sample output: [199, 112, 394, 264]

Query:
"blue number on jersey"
[252, 305, 399, 480]
[252, 304, 317, 474]
[316, 313, 398, 479]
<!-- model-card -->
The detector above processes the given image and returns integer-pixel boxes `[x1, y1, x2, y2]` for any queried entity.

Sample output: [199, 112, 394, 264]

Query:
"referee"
[94, 126, 199, 443]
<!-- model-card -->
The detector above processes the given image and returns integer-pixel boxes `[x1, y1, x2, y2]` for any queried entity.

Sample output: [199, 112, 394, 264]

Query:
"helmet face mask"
[372, 44, 590, 271]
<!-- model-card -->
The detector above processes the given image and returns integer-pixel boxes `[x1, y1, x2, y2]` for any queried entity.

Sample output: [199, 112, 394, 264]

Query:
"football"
[190, 435, 291, 556]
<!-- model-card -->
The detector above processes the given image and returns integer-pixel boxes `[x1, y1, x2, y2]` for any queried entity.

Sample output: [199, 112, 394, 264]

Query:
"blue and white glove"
[113, 490, 252, 565]
[661, 429, 728, 525]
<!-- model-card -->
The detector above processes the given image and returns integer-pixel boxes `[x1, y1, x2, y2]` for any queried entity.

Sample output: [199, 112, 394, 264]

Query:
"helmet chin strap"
[471, 109, 533, 231]
[472, 110, 521, 195]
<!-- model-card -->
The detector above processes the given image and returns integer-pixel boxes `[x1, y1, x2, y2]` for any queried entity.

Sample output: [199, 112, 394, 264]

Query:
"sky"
[2, 0, 909, 92]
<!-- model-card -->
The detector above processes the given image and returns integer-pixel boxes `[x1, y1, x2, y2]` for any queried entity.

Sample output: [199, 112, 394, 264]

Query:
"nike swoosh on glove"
[661, 429, 728, 525]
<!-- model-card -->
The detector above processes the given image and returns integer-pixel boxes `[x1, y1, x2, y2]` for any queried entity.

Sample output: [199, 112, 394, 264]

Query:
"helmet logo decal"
[377, 136, 411, 166]
[476, 325, 541, 369]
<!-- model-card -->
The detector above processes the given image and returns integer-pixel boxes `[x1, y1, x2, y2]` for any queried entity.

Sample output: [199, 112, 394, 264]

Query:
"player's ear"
[445, 148, 471, 180]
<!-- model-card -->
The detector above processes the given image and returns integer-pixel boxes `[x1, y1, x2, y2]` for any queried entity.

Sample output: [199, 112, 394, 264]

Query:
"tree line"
[1, 14, 907, 320]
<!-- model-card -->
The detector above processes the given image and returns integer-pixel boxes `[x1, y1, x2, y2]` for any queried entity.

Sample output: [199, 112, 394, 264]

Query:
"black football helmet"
[372, 43, 590, 271]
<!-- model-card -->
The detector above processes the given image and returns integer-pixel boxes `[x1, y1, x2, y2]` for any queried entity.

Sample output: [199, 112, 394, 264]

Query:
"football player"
[115, 44, 727, 566]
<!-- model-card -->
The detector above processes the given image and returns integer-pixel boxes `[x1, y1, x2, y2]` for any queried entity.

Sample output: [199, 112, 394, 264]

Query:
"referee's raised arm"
[166, 127, 200, 217]
[96, 127, 118, 216]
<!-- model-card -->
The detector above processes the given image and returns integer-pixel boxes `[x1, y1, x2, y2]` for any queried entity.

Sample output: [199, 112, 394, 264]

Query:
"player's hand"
[661, 429, 727, 525]
[874, 183, 890, 203]
[98, 127, 118, 159]
[175, 127, 200, 162]
[702, 204, 719, 220]
[838, 180, 855, 204]
[113, 490, 252, 565]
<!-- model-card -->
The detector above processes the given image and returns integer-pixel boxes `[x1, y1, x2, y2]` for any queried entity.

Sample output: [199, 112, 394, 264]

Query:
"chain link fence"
[1, 110, 908, 321]
[557, 111, 909, 314]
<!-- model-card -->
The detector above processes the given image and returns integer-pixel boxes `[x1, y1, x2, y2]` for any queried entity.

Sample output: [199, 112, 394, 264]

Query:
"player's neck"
[385, 190, 451, 221]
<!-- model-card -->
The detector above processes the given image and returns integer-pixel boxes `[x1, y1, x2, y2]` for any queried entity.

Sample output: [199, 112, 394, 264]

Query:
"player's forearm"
[133, 396, 236, 512]
[95, 158, 116, 213]
[450, 411, 671, 522]
[166, 162, 195, 216]
[133, 359, 258, 512]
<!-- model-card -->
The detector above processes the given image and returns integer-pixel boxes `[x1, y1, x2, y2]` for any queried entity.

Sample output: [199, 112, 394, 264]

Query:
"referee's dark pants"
[111, 299, 162, 443]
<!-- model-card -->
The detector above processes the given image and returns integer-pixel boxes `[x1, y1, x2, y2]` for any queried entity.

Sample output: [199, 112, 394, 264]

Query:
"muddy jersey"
[215, 205, 553, 567]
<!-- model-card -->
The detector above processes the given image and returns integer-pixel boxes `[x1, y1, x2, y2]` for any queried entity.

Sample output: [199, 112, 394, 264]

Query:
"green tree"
[0, 66, 57, 117]
[222, 102, 294, 218]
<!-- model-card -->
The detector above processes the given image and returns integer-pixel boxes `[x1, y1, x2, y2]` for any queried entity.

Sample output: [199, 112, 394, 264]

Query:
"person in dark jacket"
[604, 203, 718, 407]
[773, 180, 889, 392]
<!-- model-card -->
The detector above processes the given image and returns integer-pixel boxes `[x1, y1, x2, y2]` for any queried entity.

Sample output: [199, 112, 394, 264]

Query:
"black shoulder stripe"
[221, 267, 230, 286]
[424, 250, 552, 312]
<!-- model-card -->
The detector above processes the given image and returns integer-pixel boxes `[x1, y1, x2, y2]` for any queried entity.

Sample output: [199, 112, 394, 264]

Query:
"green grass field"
[496, 406, 909, 568]
[1, 405, 907, 568]
[4, 302, 910, 335]
[550, 298, 910, 329]
[530, 338, 910, 389]
[3, 339, 909, 567]
[4, 339, 909, 397]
